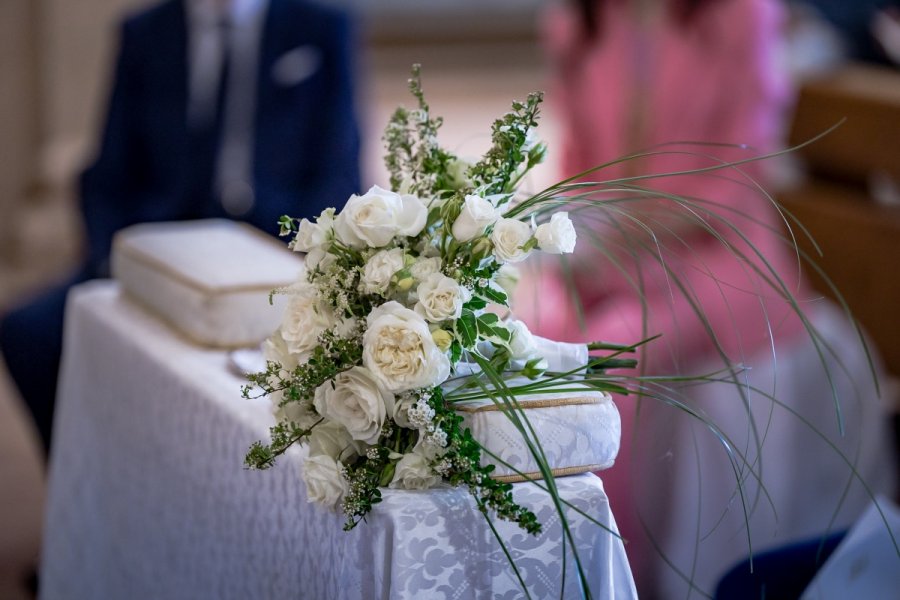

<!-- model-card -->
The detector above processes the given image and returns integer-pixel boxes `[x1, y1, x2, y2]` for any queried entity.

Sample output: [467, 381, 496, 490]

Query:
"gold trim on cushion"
[454, 394, 608, 413]
[492, 463, 612, 483]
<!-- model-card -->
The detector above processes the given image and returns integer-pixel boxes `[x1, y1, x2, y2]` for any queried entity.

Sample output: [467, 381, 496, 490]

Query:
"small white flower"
[294, 218, 327, 252]
[389, 451, 441, 490]
[363, 301, 451, 393]
[414, 273, 472, 322]
[313, 366, 395, 445]
[410, 256, 442, 282]
[391, 394, 417, 428]
[407, 400, 436, 429]
[491, 218, 533, 263]
[334, 185, 427, 249]
[446, 157, 472, 189]
[534, 212, 577, 254]
[333, 316, 359, 339]
[414, 427, 450, 460]
[451, 195, 500, 242]
[302, 454, 347, 508]
[280, 283, 336, 356]
[361, 247, 405, 295]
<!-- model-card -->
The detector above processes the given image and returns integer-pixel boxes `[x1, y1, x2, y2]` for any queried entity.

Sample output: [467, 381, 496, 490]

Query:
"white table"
[40, 281, 636, 599]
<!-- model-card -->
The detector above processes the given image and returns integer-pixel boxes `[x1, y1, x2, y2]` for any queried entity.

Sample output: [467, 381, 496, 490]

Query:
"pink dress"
[519, 0, 817, 591]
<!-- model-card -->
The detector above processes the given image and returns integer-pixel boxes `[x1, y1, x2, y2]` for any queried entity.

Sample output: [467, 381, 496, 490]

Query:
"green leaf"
[450, 340, 462, 364]
[480, 286, 508, 305]
[456, 311, 477, 348]
[477, 313, 499, 325]
[464, 296, 488, 311]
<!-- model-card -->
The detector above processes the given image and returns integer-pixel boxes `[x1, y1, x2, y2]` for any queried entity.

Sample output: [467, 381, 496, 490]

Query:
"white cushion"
[111, 220, 304, 348]
[457, 387, 621, 482]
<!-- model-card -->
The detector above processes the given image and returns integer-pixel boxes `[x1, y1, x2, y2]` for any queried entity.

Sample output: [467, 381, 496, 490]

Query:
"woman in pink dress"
[521, 0, 896, 596]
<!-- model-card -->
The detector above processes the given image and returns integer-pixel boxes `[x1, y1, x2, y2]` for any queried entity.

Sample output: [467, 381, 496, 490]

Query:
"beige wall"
[0, 0, 147, 271]
[0, 0, 40, 257]
[38, 0, 149, 190]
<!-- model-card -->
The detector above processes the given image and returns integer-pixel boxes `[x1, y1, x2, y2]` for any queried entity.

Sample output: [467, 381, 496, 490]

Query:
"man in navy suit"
[0, 0, 361, 452]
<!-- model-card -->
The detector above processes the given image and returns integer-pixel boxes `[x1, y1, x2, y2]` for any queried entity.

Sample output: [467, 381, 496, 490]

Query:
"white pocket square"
[271, 46, 321, 87]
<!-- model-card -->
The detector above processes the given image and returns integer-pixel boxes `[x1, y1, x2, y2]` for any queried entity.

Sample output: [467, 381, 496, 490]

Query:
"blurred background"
[0, 0, 898, 598]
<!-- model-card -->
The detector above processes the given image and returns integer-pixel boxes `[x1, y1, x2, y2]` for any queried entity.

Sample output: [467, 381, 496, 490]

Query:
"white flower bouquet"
[245, 67, 637, 538]
[244, 66, 895, 595]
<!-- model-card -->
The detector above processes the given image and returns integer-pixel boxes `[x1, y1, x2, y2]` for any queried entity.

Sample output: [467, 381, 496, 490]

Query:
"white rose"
[304, 246, 333, 270]
[293, 218, 327, 252]
[302, 454, 347, 508]
[491, 218, 533, 263]
[361, 247, 406, 295]
[451, 194, 500, 242]
[263, 327, 302, 372]
[495, 264, 520, 297]
[414, 273, 472, 322]
[507, 319, 538, 360]
[308, 421, 364, 461]
[389, 451, 441, 490]
[334, 185, 427, 249]
[410, 256, 442, 281]
[363, 301, 451, 392]
[316, 207, 336, 230]
[271, 391, 319, 429]
[535, 212, 577, 254]
[280, 283, 335, 355]
[313, 367, 395, 445]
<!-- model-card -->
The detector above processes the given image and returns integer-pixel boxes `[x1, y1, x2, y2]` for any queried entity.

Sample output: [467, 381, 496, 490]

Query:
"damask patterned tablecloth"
[40, 281, 636, 599]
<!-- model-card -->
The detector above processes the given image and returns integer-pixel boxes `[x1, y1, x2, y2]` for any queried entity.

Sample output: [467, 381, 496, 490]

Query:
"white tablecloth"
[40, 281, 636, 599]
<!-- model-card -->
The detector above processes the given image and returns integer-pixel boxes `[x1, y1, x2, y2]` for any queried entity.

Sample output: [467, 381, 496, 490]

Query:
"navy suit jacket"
[80, 0, 361, 275]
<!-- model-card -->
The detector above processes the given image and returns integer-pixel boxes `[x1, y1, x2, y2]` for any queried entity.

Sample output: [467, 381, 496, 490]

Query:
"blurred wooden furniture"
[779, 64, 900, 379]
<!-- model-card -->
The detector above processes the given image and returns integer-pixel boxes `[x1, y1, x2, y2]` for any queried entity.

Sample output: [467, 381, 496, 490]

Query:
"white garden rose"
[280, 283, 335, 355]
[313, 366, 395, 445]
[534, 212, 577, 254]
[362, 301, 451, 392]
[451, 194, 500, 242]
[293, 218, 327, 252]
[409, 256, 442, 281]
[414, 273, 472, 322]
[361, 247, 406, 295]
[308, 421, 364, 461]
[302, 454, 347, 508]
[491, 218, 533, 263]
[507, 319, 538, 360]
[389, 451, 441, 490]
[334, 185, 427, 249]
[263, 327, 302, 371]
